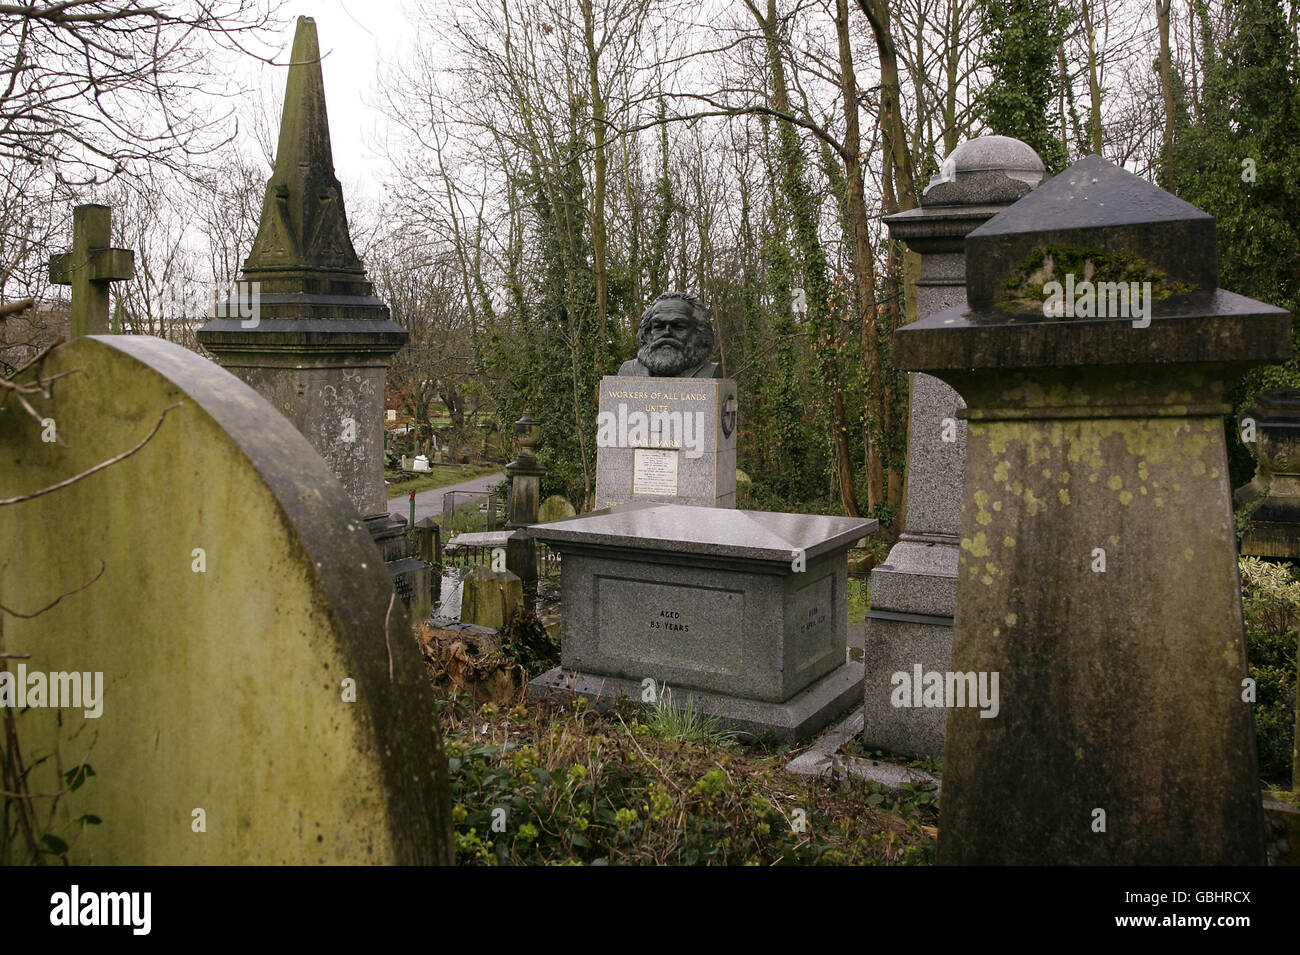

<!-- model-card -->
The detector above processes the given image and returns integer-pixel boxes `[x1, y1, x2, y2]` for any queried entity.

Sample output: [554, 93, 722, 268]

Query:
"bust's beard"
[638, 334, 710, 376]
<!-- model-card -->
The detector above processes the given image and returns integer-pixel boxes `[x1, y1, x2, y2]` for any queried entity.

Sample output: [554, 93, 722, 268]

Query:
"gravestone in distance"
[461, 566, 524, 631]
[0, 335, 452, 864]
[505, 411, 546, 584]
[538, 494, 577, 523]
[596, 291, 737, 509]
[47, 204, 134, 338]
[863, 136, 1045, 757]
[896, 155, 1290, 864]
[528, 504, 874, 741]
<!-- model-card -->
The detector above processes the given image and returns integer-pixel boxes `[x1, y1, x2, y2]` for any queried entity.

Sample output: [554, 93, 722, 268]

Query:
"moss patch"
[998, 245, 1197, 313]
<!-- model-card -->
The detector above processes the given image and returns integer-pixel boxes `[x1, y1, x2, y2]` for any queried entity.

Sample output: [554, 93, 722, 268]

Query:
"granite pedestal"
[594, 377, 737, 509]
[865, 136, 1045, 756]
[897, 155, 1289, 865]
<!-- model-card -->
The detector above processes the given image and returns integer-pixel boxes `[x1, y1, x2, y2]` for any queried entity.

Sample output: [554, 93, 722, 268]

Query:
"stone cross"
[48, 204, 135, 338]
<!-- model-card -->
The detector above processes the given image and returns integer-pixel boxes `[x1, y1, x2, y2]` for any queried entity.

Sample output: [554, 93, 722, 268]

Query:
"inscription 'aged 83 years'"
[650, 608, 690, 632]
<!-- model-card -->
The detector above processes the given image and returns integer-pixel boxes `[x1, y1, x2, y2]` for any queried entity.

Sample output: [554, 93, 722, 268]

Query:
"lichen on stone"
[996, 244, 1197, 313]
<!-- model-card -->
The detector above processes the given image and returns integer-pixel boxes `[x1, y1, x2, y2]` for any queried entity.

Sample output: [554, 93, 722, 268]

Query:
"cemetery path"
[399, 470, 506, 524]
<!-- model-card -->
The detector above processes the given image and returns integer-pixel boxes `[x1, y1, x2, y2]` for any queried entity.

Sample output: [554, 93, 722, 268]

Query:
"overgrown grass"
[637, 687, 738, 748]
[436, 693, 938, 866]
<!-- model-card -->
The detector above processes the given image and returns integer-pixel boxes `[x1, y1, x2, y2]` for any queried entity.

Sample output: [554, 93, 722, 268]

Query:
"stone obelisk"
[198, 17, 428, 617]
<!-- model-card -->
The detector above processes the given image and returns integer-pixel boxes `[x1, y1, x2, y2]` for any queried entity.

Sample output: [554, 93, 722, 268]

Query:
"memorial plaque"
[787, 572, 839, 685]
[596, 576, 743, 677]
[632, 448, 679, 496]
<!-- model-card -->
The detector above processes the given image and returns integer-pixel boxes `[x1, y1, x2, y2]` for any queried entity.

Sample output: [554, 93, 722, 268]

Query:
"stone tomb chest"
[529, 503, 874, 741]
[594, 377, 737, 509]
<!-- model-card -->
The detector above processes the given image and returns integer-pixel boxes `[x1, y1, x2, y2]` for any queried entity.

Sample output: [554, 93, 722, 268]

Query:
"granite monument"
[528, 503, 874, 742]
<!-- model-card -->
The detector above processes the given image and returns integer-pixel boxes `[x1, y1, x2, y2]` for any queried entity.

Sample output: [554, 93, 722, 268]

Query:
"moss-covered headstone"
[0, 335, 451, 864]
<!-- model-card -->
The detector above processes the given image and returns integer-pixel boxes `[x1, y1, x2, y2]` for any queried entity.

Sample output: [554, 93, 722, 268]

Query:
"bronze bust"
[618, 291, 721, 378]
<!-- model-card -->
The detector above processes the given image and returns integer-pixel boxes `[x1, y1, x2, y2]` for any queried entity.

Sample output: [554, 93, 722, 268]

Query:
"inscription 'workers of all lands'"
[604, 389, 709, 401]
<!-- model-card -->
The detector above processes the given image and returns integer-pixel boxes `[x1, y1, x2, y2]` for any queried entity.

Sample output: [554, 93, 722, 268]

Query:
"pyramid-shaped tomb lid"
[965, 154, 1219, 311]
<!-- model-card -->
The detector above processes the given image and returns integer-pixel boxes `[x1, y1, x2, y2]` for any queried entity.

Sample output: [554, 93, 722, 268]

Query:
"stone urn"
[1236, 388, 1300, 557]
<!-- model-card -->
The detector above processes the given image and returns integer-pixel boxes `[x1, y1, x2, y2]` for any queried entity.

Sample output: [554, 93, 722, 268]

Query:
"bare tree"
[0, 1, 284, 186]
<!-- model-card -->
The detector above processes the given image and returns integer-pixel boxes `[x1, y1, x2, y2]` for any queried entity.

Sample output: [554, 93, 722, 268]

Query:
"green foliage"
[487, 133, 625, 510]
[1239, 557, 1299, 785]
[974, 0, 1071, 173]
[1171, 0, 1300, 490]
[998, 245, 1195, 310]
[499, 609, 560, 678]
[1, 710, 101, 866]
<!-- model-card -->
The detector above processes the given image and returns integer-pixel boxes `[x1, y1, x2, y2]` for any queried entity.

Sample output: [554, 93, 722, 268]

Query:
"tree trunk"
[751, 0, 860, 517]
[860, 0, 917, 509]
[1157, 0, 1176, 187]
[581, 0, 609, 353]
[836, 0, 881, 514]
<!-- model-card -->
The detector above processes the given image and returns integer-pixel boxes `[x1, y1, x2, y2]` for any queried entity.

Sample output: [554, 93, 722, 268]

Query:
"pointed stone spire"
[243, 17, 367, 290]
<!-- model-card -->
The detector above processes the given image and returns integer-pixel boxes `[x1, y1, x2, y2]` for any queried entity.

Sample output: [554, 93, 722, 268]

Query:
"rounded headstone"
[538, 494, 577, 523]
[0, 335, 453, 863]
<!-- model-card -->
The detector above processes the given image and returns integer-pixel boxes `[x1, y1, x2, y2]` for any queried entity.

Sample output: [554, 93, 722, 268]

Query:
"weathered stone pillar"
[864, 136, 1044, 756]
[896, 155, 1291, 864]
[506, 411, 546, 584]
[196, 17, 428, 616]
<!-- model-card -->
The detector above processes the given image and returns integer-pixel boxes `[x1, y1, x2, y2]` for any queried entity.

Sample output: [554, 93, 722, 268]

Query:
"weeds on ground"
[438, 694, 937, 866]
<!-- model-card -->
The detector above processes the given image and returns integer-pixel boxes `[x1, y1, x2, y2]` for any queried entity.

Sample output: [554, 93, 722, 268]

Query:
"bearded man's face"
[637, 300, 711, 375]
